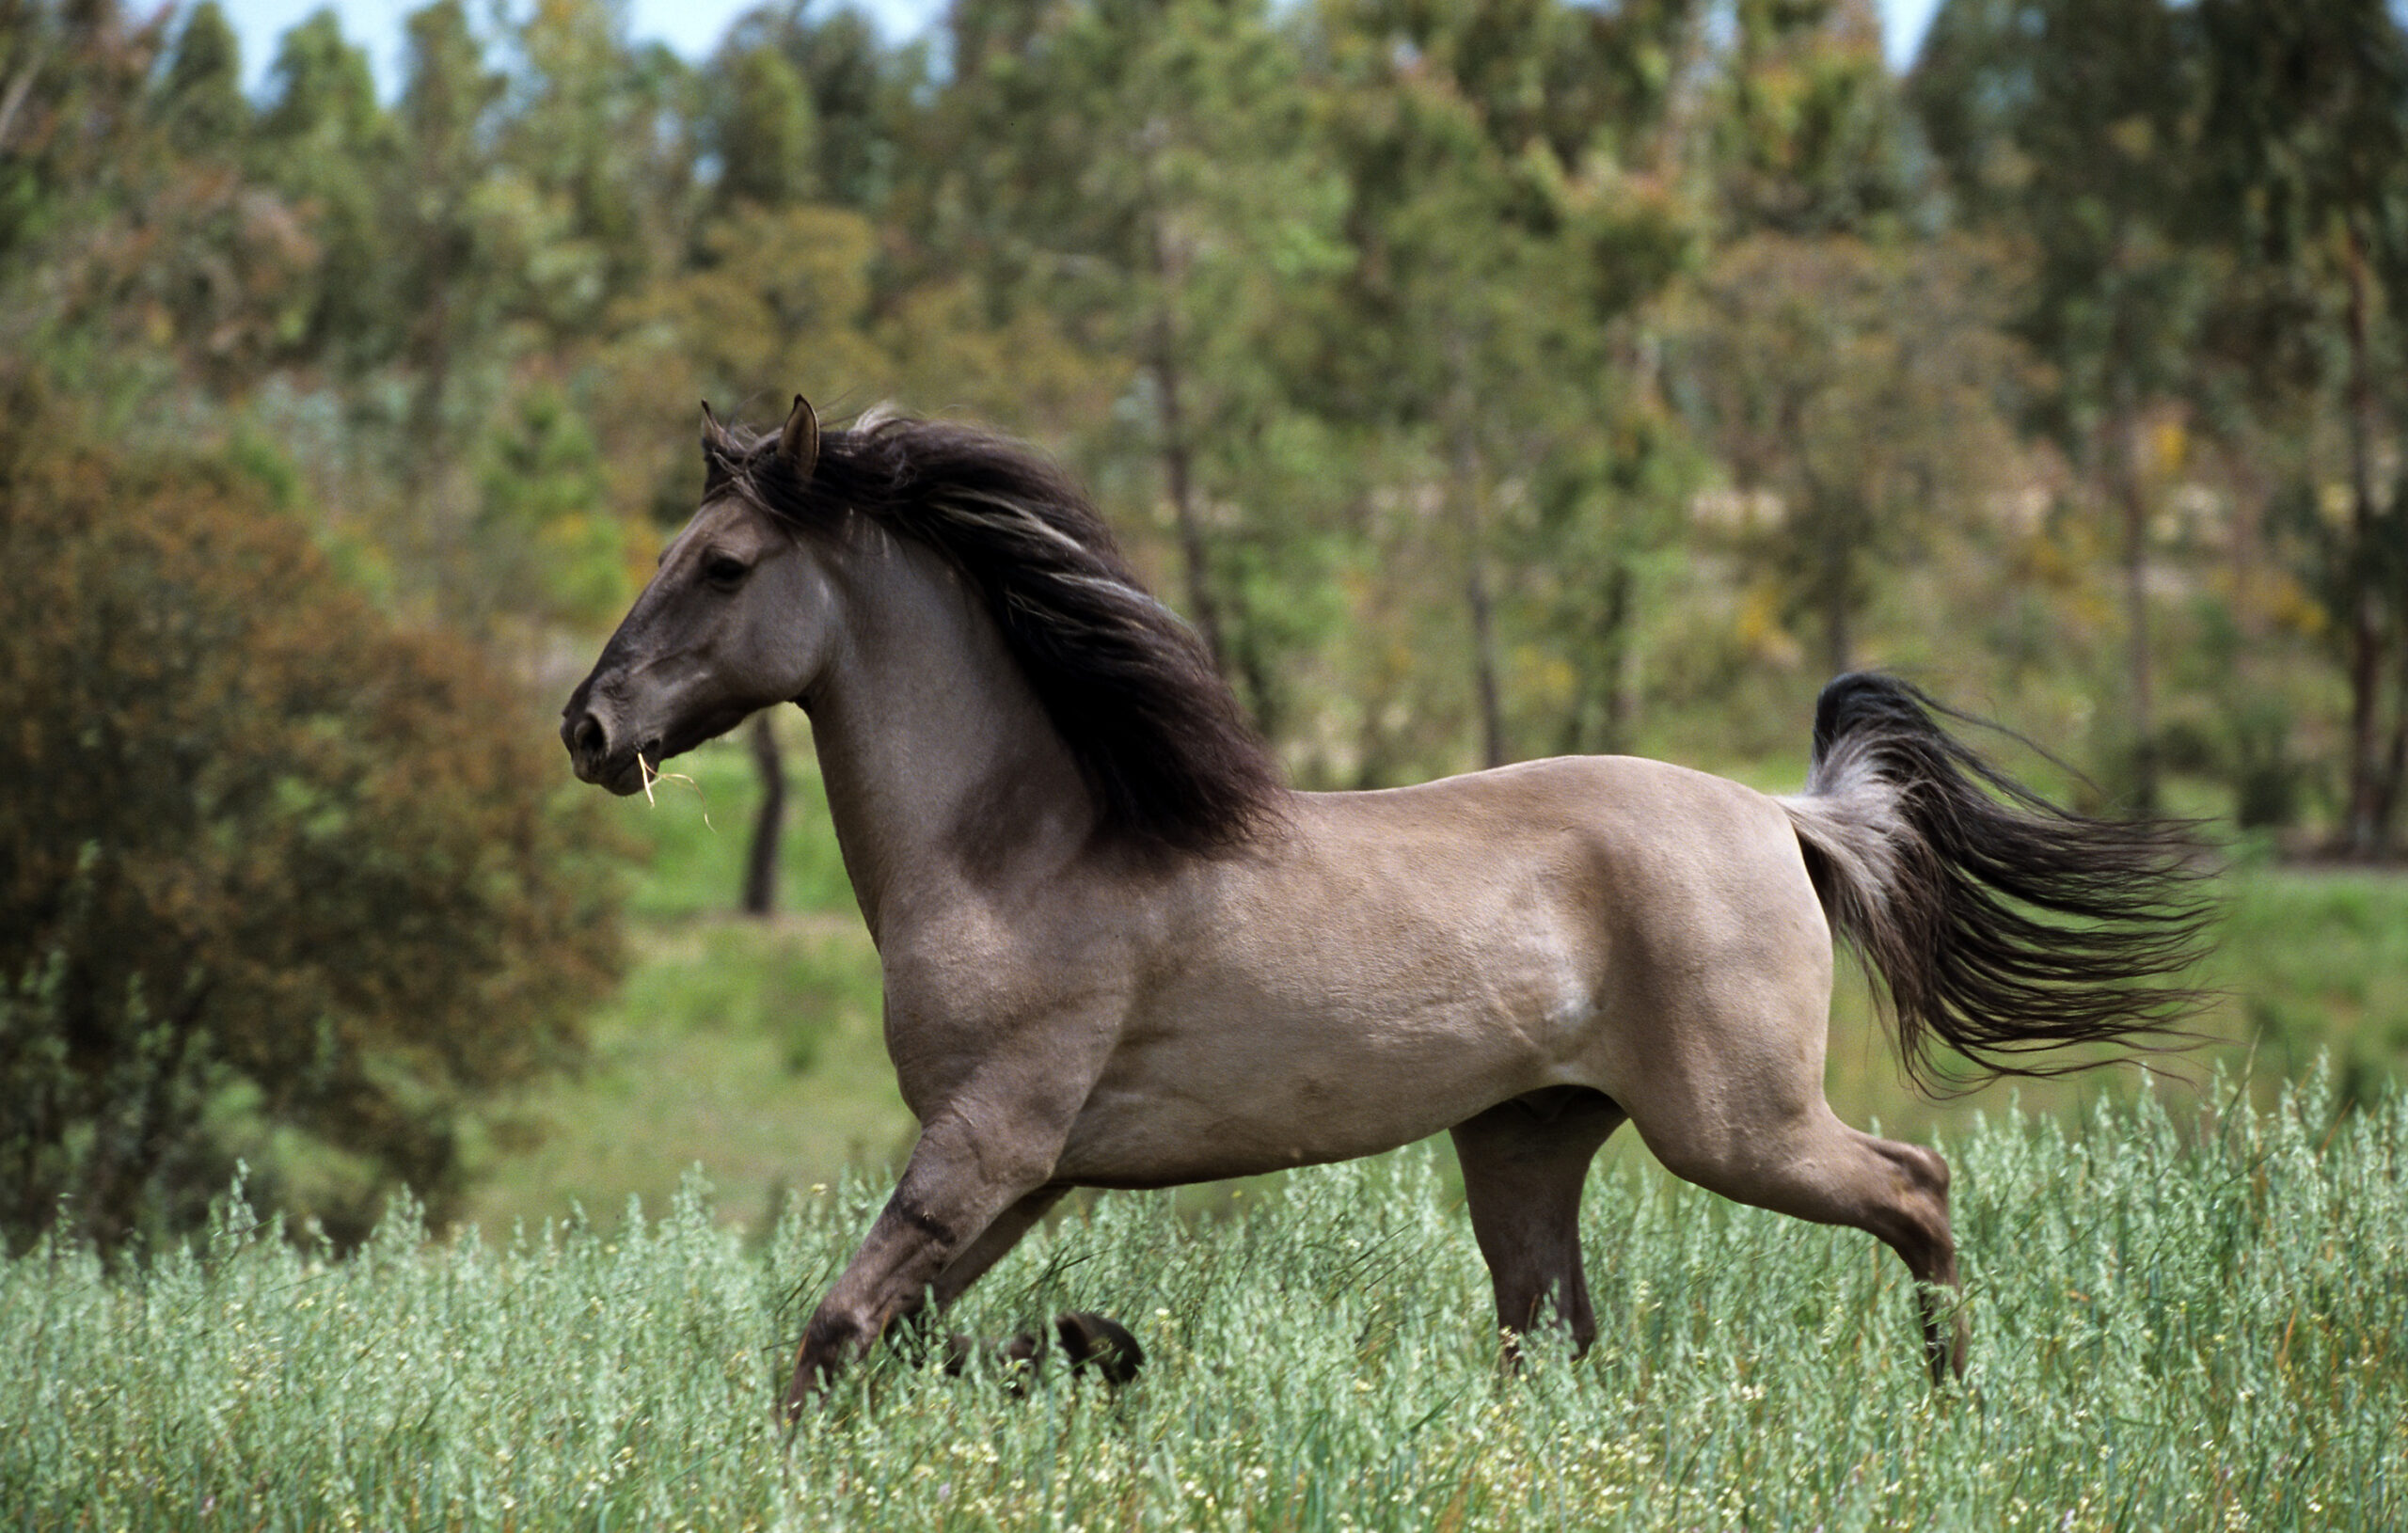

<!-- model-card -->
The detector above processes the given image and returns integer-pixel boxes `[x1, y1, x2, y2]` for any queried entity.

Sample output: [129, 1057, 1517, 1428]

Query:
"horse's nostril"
[572, 714, 606, 760]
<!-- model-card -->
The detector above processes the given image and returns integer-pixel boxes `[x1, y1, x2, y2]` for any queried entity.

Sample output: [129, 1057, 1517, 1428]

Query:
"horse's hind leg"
[1629, 1095, 1966, 1383]
[1450, 1087, 1625, 1356]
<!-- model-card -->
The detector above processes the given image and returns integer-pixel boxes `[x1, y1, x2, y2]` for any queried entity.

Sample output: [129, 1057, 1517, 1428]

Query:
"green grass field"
[4, 1083, 2402, 1530]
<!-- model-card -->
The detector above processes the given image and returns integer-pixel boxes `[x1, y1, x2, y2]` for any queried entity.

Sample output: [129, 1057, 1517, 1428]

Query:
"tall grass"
[6, 1080, 2400, 1530]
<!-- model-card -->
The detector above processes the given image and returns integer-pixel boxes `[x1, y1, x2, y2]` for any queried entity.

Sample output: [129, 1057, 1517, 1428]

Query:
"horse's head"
[562, 397, 834, 796]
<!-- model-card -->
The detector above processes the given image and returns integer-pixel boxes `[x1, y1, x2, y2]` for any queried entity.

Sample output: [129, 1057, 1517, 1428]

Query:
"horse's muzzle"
[561, 701, 649, 796]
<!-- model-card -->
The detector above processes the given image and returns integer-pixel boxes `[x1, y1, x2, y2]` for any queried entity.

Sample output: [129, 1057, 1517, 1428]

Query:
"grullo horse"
[561, 399, 2212, 1415]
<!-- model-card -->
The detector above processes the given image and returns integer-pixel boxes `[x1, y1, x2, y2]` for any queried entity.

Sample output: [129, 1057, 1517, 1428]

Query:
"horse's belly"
[1045, 790, 1652, 1187]
[1054, 955, 1595, 1186]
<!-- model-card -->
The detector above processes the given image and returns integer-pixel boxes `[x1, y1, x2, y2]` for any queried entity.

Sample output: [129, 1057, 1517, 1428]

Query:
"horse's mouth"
[598, 752, 653, 797]
[595, 713, 746, 797]
[577, 729, 665, 797]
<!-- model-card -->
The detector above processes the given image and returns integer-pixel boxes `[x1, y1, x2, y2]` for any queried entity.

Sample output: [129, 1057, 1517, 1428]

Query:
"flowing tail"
[1781, 673, 2217, 1090]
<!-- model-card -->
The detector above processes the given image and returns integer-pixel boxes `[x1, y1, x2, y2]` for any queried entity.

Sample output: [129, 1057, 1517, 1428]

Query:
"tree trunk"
[1149, 329, 1229, 677]
[742, 712, 784, 917]
[1464, 540, 1507, 770]
[1561, 560, 1636, 756]
[2376, 656, 2408, 845]
[0, 45, 44, 151]
[1817, 490, 1854, 680]
[1146, 207, 1229, 680]
[1447, 336, 1507, 770]
[2341, 220, 2389, 857]
[2116, 413, 2159, 815]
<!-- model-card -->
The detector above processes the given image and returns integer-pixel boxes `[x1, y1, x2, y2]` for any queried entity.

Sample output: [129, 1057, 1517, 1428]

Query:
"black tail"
[1782, 673, 2218, 1091]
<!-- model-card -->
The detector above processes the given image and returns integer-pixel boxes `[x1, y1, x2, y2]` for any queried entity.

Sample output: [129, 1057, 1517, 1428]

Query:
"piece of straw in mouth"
[637, 753, 713, 830]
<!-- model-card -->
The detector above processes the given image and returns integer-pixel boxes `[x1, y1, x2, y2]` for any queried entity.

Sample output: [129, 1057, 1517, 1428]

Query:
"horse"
[561, 398, 2212, 1416]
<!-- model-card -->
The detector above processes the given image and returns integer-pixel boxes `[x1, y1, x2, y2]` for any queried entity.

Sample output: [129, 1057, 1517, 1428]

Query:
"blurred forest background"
[5, 0, 2407, 1254]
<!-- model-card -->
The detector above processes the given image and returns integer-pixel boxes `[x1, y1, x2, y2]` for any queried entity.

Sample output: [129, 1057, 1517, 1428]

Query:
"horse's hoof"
[1054, 1311, 1144, 1385]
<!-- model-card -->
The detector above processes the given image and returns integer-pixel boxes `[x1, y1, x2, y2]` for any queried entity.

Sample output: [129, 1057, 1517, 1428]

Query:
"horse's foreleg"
[783, 1116, 1063, 1416]
[927, 1186, 1071, 1383]
[932, 1186, 1069, 1308]
[1450, 1087, 1625, 1358]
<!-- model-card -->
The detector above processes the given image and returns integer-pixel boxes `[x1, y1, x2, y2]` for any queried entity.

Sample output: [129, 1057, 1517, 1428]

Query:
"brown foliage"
[0, 391, 623, 1254]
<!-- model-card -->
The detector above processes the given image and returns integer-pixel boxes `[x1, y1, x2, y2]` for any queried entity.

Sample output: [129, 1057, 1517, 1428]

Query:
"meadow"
[6, 729, 2406, 1530]
[2, 1081, 2401, 1530]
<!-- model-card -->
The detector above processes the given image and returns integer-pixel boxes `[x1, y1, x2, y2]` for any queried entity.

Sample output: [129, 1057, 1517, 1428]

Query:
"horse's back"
[1293, 752, 1832, 1004]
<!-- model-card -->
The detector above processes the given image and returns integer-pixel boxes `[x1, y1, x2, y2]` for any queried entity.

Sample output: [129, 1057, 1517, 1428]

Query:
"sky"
[218, 0, 1944, 97]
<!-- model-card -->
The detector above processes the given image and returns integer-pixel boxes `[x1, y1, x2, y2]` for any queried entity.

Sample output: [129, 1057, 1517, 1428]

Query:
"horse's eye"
[703, 555, 750, 588]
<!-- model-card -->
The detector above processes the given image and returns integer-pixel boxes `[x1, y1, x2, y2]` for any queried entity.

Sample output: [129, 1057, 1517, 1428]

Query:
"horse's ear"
[701, 402, 734, 491]
[778, 395, 819, 479]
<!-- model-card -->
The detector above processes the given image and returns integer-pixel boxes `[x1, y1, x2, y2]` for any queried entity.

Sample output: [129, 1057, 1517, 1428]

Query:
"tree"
[0, 396, 623, 1254]
[388, 0, 509, 499]
[710, 40, 817, 210]
[252, 10, 391, 373]
[1711, 0, 1916, 239]
[1308, 0, 1700, 771]
[711, 0, 923, 213]
[911, 0, 1351, 715]
[1912, 0, 2210, 811]
[156, 1, 246, 154]
[2194, 0, 2408, 853]
[1671, 233, 2027, 679]
[502, 0, 691, 326]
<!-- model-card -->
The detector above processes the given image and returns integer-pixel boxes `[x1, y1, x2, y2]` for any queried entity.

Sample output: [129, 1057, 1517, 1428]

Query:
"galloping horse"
[562, 399, 2211, 1415]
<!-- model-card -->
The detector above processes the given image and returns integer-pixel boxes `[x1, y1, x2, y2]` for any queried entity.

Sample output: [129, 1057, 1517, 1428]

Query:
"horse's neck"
[801, 526, 1094, 939]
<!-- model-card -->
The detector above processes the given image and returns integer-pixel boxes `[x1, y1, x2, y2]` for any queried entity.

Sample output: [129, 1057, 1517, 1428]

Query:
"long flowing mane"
[706, 412, 1287, 854]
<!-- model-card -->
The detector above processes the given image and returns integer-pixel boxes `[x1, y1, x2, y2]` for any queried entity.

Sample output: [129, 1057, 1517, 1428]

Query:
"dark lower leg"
[944, 1310, 1144, 1391]
[1865, 1140, 1965, 1384]
[784, 1127, 1056, 1414]
[1450, 1088, 1624, 1355]
[933, 1186, 1069, 1308]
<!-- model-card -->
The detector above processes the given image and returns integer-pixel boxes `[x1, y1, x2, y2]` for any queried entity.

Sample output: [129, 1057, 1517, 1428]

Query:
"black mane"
[707, 412, 1287, 854]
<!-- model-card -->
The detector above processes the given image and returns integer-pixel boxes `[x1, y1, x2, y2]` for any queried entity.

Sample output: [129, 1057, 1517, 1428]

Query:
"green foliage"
[1671, 232, 2030, 675]
[711, 41, 817, 209]
[156, 2, 246, 154]
[251, 11, 392, 372]
[474, 383, 630, 627]
[1714, 0, 1918, 237]
[12, 0, 2396, 845]
[3, 1087, 2403, 1528]
[0, 399, 623, 1254]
